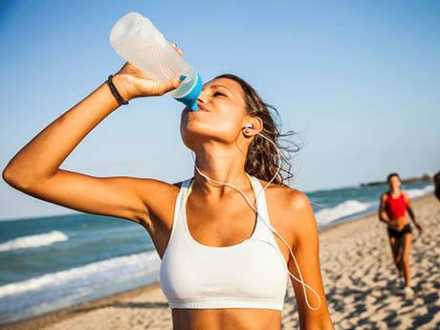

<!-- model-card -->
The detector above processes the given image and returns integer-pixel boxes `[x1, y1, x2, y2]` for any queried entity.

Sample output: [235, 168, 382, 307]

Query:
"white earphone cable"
[188, 127, 322, 311]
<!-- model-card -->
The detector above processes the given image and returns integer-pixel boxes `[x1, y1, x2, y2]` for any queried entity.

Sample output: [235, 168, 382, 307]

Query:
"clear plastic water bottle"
[109, 12, 202, 111]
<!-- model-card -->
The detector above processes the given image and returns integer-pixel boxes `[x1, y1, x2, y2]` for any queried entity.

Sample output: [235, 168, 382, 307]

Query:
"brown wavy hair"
[214, 74, 302, 187]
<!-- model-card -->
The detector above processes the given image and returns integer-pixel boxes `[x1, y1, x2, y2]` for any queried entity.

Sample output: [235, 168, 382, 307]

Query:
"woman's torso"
[142, 175, 296, 330]
[384, 190, 409, 230]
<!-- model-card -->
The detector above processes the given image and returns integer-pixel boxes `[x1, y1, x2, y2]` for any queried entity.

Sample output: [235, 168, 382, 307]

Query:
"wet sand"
[4, 193, 440, 330]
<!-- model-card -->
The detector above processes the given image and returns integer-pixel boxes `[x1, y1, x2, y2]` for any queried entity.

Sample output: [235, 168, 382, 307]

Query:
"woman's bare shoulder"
[379, 191, 387, 200]
[257, 177, 308, 207]
[257, 178, 313, 240]
[134, 177, 188, 228]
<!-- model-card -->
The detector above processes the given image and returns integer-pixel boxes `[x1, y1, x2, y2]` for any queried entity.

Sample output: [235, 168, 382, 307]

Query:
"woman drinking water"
[2, 44, 334, 329]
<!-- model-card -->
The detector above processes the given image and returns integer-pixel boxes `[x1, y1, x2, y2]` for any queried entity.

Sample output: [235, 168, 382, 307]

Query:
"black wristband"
[106, 74, 129, 106]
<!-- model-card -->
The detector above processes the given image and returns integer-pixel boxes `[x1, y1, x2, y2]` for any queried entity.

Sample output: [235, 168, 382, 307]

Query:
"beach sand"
[4, 193, 440, 330]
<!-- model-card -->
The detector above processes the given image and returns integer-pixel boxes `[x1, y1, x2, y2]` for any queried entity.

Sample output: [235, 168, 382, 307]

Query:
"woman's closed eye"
[213, 91, 226, 97]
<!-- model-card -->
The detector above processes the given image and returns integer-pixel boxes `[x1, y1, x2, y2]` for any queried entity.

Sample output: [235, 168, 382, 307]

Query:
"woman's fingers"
[112, 43, 184, 100]
[134, 76, 181, 96]
[159, 78, 182, 95]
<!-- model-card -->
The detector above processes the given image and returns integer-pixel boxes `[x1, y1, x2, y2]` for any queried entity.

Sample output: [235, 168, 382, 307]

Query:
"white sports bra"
[159, 174, 289, 311]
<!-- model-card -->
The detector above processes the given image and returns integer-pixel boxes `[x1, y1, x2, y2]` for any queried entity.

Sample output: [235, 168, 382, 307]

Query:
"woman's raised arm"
[2, 48, 182, 226]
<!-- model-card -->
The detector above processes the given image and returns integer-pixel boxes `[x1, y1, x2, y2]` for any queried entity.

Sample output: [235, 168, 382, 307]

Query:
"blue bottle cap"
[174, 73, 203, 111]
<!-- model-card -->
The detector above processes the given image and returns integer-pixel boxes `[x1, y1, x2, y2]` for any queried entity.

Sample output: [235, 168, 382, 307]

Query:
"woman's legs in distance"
[400, 232, 413, 288]
[388, 234, 403, 277]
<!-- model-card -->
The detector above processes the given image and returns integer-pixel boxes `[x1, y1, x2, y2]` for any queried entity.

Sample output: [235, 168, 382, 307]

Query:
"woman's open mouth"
[198, 104, 210, 112]
[186, 104, 210, 113]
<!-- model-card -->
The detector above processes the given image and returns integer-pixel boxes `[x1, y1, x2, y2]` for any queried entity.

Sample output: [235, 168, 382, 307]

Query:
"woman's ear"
[242, 117, 263, 137]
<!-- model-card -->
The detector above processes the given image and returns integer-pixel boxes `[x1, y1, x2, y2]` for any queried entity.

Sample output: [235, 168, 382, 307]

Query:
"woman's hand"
[111, 43, 184, 101]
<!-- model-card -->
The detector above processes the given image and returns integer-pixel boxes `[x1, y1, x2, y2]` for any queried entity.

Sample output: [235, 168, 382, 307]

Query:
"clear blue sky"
[1, 0, 439, 220]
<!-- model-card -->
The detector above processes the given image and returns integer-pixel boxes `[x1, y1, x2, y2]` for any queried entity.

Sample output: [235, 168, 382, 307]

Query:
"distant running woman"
[378, 173, 423, 297]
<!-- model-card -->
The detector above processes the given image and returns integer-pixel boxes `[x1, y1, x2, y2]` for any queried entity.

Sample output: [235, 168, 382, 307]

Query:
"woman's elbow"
[319, 316, 335, 330]
[302, 311, 334, 330]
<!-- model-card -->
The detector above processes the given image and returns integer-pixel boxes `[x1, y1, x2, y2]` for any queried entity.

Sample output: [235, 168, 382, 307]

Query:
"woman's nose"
[197, 94, 207, 107]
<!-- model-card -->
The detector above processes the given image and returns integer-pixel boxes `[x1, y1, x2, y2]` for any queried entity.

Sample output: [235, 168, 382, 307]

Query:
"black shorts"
[387, 223, 412, 239]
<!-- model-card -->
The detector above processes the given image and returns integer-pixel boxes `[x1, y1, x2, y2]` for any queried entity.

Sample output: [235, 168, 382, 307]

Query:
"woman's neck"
[192, 167, 251, 198]
[389, 187, 401, 196]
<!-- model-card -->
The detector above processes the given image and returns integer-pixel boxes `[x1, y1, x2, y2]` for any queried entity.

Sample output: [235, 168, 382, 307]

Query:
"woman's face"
[180, 77, 248, 149]
[389, 175, 401, 190]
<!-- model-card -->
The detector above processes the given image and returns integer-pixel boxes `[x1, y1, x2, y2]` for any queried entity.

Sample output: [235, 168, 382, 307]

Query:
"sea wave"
[0, 230, 68, 253]
[315, 200, 372, 225]
[0, 250, 159, 299]
[405, 185, 434, 198]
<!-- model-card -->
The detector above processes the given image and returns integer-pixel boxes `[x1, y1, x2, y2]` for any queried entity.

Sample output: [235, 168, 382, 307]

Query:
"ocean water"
[0, 180, 434, 325]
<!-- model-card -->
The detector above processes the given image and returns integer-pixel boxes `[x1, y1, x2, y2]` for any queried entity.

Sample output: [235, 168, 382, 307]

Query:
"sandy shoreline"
[3, 193, 440, 330]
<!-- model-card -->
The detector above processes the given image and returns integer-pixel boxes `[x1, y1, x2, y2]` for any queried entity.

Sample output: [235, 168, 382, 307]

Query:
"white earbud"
[243, 124, 254, 137]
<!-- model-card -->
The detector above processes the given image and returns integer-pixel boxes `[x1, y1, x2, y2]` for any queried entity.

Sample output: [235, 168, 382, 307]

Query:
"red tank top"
[384, 191, 407, 220]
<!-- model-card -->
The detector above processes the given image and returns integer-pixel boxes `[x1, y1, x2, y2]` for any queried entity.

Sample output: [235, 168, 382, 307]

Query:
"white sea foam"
[0, 250, 159, 299]
[0, 231, 68, 252]
[315, 200, 372, 225]
[405, 184, 434, 198]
